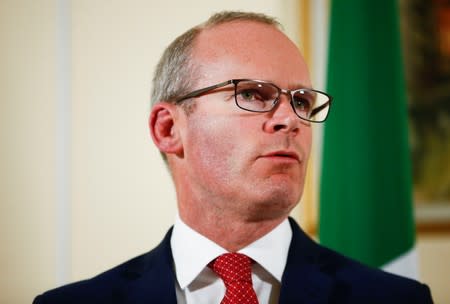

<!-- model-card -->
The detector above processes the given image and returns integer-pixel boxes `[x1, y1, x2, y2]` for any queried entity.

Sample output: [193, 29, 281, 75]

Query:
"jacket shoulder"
[33, 229, 175, 304]
[33, 253, 144, 304]
[323, 246, 433, 303]
[286, 218, 433, 303]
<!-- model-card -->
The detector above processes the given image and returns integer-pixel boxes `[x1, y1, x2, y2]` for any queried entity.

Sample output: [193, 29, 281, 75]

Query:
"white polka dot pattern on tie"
[209, 253, 259, 304]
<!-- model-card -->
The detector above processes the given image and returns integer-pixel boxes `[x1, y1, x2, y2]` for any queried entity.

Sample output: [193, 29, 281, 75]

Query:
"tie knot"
[209, 253, 252, 284]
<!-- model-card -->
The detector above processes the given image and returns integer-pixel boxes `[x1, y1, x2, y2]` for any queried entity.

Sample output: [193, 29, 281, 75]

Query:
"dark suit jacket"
[33, 218, 433, 303]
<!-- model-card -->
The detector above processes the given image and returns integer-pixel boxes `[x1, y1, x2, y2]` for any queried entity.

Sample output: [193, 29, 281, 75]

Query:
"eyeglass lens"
[235, 80, 329, 122]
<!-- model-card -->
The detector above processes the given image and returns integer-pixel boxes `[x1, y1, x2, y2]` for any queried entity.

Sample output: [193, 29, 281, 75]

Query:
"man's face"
[174, 21, 313, 222]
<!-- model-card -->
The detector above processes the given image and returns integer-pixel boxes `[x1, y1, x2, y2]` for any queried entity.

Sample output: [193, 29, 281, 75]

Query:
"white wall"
[1, 1, 301, 303]
[1, 0, 59, 301]
[418, 235, 450, 303]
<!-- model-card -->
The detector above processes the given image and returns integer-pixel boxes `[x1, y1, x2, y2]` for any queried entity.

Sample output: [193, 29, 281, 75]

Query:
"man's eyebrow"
[288, 82, 313, 90]
[262, 80, 311, 89]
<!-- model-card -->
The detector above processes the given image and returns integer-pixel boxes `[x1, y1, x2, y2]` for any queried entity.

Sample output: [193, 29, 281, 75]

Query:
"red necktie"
[209, 253, 259, 304]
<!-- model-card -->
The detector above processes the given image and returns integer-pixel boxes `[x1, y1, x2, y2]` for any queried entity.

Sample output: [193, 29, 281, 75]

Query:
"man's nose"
[263, 95, 302, 134]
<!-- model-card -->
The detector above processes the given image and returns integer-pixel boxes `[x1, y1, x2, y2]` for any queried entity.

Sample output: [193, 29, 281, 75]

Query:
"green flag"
[319, 1, 417, 278]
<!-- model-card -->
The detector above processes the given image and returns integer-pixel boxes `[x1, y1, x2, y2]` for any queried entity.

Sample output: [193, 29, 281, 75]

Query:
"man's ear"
[149, 103, 183, 156]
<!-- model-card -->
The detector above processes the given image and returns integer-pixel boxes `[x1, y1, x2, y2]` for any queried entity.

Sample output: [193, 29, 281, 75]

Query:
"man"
[34, 11, 433, 304]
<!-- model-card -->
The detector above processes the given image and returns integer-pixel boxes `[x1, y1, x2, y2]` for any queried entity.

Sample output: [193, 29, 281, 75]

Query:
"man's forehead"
[195, 20, 287, 55]
[191, 20, 311, 88]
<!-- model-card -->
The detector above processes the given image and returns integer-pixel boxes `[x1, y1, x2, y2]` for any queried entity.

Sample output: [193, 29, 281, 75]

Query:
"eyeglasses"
[175, 79, 332, 123]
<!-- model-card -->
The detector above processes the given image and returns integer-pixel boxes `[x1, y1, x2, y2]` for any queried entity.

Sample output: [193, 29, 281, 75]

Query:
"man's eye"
[294, 97, 312, 112]
[238, 90, 261, 102]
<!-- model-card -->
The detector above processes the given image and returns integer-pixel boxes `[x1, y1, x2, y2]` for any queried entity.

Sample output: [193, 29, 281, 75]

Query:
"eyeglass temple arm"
[176, 80, 234, 103]
[310, 100, 331, 118]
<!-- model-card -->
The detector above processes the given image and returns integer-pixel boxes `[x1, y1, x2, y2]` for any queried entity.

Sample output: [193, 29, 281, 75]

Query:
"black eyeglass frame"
[175, 79, 332, 123]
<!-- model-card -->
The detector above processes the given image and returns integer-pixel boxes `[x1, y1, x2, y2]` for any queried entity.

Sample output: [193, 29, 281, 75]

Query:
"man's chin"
[248, 192, 300, 219]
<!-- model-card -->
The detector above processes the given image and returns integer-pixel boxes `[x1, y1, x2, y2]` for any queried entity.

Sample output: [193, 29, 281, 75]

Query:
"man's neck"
[178, 209, 288, 252]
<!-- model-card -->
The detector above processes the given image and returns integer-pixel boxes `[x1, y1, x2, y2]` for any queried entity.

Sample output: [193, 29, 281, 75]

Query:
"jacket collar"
[118, 218, 338, 303]
[279, 218, 338, 303]
[120, 228, 177, 304]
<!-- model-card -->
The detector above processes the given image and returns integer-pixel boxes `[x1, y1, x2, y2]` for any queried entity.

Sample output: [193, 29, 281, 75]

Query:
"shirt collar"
[239, 218, 292, 281]
[170, 214, 292, 289]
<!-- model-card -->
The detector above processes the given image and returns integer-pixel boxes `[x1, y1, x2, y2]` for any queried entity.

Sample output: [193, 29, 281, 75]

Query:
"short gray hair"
[150, 11, 282, 107]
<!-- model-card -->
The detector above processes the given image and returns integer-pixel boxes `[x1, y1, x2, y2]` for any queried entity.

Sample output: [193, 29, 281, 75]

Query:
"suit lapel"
[279, 218, 338, 304]
[120, 228, 177, 304]
[113, 220, 338, 303]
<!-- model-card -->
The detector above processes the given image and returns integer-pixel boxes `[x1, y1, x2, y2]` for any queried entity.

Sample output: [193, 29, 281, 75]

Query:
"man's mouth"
[260, 150, 300, 163]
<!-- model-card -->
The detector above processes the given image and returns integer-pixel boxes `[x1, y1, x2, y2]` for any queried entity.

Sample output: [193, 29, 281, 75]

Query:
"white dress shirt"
[170, 214, 292, 304]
